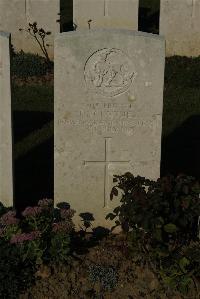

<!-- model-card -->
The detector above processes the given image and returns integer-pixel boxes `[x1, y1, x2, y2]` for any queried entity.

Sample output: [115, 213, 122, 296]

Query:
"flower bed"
[0, 174, 200, 298]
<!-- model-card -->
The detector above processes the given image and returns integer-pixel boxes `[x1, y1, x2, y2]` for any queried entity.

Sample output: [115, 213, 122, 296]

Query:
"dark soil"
[19, 233, 197, 299]
[12, 72, 54, 86]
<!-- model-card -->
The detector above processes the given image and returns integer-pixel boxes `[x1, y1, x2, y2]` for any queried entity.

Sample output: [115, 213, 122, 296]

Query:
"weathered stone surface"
[74, 0, 138, 30]
[160, 0, 200, 57]
[0, 0, 60, 58]
[0, 32, 13, 207]
[54, 29, 165, 228]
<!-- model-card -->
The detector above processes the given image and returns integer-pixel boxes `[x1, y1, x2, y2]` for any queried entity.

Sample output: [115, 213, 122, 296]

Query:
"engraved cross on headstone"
[104, 0, 109, 17]
[0, 50, 2, 76]
[84, 137, 130, 208]
[191, 0, 196, 19]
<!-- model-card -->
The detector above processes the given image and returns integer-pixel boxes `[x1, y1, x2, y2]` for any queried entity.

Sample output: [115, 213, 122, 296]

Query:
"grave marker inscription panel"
[0, 32, 13, 206]
[54, 30, 165, 227]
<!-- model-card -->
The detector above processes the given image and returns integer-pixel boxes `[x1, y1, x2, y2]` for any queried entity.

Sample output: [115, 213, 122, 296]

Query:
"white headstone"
[54, 29, 165, 228]
[0, 32, 13, 207]
[160, 0, 200, 57]
[0, 0, 60, 59]
[74, 0, 139, 30]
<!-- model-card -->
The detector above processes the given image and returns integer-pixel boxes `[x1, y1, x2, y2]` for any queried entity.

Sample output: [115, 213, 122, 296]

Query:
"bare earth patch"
[19, 233, 196, 299]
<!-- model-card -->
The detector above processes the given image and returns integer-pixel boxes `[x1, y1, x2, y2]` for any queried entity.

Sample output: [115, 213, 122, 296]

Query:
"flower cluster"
[0, 211, 19, 226]
[52, 221, 74, 233]
[22, 206, 42, 217]
[10, 231, 41, 244]
[0, 200, 75, 266]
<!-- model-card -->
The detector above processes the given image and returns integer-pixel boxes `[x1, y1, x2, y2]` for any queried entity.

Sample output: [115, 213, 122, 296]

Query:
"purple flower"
[22, 206, 42, 217]
[60, 208, 75, 220]
[52, 221, 74, 233]
[38, 198, 53, 207]
[10, 231, 41, 244]
[0, 211, 19, 226]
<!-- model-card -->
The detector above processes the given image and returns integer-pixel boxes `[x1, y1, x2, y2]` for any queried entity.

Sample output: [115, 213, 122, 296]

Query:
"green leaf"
[179, 257, 190, 273]
[163, 223, 178, 233]
[112, 187, 118, 196]
[158, 217, 164, 224]
[110, 187, 118, 200]
[153, 228, 163, 242]
[113, 206, 120, 215]
[155, 246, 169, 257]
[105, 213, 116, 220]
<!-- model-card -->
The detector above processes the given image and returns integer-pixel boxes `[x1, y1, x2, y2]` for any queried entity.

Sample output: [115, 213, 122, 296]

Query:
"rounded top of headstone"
[0, 31, 10, 38]
[55, 29, 165, 43]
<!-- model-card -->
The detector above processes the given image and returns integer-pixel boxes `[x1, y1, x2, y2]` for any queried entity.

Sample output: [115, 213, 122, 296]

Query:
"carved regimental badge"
[84, 48, 135, 97]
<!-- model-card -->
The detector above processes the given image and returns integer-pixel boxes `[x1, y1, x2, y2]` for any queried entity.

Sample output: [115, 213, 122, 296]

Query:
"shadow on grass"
[13, 111, 53, 142]
[161, 115, 200, 179]
[14, 137, 53, 211]
[13, 111, 53, 210]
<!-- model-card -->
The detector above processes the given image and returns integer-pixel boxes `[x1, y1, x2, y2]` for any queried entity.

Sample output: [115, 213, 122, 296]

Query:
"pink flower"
[0, 211, 19, 226]
[10, 231, 41, 244]
[52, 221, 74, 233]
[22, 206, 42, 217]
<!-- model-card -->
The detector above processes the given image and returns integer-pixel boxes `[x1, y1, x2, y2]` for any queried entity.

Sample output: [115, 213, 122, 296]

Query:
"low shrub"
[107, 173, 200, 295]
[0, 199, 75, 298]
[19, 22, 52, 66]
[0, 239, 36, 298]
[11, 51, 53, 79]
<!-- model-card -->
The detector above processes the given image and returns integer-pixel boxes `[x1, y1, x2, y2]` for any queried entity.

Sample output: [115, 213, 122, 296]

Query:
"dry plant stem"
[41, 37, 50, 63]
[142, 243, 167, 292]
[191, 274, 199, 298]
[24, 29, 51, 64]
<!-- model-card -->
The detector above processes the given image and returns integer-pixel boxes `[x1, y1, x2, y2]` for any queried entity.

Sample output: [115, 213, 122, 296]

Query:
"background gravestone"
[0, 0, 60, 58]
[0, 32, 13, 207]
[54, 29, 165, 227]
[160, 0, 200, 57]
[74, 0, 139, 30]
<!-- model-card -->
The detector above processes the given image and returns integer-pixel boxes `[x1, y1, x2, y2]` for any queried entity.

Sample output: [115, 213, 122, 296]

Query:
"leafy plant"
[49, 232, 71, 264]
[19, 199, 75, 264]
[11, 51, 51, 79]
[0, 199, 75, 297]
[19, 22, 52, 67]
[0, 240, 36, 298]
[106, 173, 200, 295]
